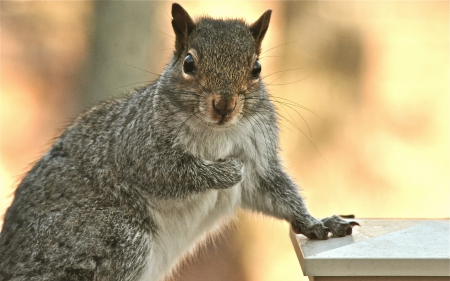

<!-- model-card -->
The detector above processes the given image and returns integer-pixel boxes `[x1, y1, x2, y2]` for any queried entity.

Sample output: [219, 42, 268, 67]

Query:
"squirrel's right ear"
[171, 3, 195, 56]
[250, 9, 272, 55]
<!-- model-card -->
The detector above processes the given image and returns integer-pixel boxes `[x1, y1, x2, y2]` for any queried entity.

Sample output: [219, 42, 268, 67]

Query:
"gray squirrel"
[0, 4, 358, 281]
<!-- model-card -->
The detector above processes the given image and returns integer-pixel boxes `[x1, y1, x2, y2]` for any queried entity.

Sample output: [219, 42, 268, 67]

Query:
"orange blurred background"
[1, 2, 449, 281]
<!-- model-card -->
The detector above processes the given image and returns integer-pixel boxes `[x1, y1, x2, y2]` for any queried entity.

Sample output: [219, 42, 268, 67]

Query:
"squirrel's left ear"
[172, 3, 195, 57]
[250, 9, 272, 55]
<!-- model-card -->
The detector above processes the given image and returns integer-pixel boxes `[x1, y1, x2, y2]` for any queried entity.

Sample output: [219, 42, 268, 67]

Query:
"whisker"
[174, 110, 201, 137]
[272, 97, 312, 138]
[259, 55, 284, 59]
[244, 96, 324, 159]
[158, 29, 175, 39]
[242, 108, 267, 139]
[115, 81, 154, 90]
[267, 95, 317, 138]
[242, 108, 272, 155]
[267, 75, 312, 86]
[241, 115, 260, 160]
[244, 105, 276, 158]
[276, 110, 305, 136]
[266, 70, 289, 86]
[120, 62, 162, 77]
[277, 113, 326, 160]
[193, 78, 211, 97]
[244, 96, 322, 121]
[266, 95, 315, 111]
[261, 67, 303, 80]
[260, 40, 297, 55]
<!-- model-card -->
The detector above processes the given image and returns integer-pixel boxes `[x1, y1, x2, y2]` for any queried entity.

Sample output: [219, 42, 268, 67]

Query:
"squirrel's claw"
[293, 215, 359, 239]
[292, 221, 330, 240]
[321, 215, 360, 237]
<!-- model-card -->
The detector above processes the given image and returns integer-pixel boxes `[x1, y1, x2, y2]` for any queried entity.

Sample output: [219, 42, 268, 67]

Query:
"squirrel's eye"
[251, 60, 261, 78]
[183, 54, 196, 74]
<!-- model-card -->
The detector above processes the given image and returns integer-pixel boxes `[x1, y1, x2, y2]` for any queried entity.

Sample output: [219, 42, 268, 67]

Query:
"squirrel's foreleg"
[144, 149, 244, 199]
[241, 160, 355, 239]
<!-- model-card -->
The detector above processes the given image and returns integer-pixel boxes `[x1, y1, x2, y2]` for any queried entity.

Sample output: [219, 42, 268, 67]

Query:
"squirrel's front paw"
[291, 219, 330, 240]
[215, 158, 244, 189]
[321, 215, 359, 237]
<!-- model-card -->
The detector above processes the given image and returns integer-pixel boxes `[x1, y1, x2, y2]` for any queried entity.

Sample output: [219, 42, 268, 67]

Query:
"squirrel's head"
[164, 3, 272, 128]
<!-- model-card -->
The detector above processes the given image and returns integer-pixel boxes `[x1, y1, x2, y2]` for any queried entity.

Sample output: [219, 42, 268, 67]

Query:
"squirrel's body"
[0, 4, 357, 281]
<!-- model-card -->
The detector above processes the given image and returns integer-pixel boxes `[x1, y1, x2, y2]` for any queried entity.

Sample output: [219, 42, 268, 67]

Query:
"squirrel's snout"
[207, 95, 240, 125]
[212, 98, 236, 117]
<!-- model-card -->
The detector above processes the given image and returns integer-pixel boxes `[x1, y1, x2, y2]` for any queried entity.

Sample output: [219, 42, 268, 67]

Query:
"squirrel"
[0, 3, 358, 281]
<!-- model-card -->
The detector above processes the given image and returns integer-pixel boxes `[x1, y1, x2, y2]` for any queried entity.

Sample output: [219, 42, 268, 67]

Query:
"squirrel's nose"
[212, 98, 236, 117]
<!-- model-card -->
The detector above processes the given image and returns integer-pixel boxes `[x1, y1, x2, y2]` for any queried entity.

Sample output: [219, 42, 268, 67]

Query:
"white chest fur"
[138, 186, 241, 281]
[138, 121, 268, 281]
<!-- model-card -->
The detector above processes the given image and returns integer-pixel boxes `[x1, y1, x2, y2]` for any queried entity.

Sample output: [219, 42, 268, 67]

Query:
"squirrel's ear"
[171, 3, 195, 56]
[250, 9, 272, 55]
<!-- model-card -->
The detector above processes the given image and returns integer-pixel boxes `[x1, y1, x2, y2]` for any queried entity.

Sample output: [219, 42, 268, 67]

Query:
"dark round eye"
[251, 60, 261, 78]
[183, 54, 196, 74]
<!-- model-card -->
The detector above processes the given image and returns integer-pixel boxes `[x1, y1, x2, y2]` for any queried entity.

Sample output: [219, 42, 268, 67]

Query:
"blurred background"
[1, 1, 448, 280]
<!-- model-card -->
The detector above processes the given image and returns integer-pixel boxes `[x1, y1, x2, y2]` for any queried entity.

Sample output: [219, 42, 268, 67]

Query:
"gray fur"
[0, 4, 356, 281]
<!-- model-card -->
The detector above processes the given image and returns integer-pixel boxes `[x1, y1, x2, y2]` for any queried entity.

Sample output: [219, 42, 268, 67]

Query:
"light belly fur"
[138, 183, 242, 281]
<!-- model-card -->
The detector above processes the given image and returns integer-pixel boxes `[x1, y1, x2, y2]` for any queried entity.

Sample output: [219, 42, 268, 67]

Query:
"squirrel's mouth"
[216, 115, 234, 126]
[200, 114, 239, 129]
[197, 109, 241, 129]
